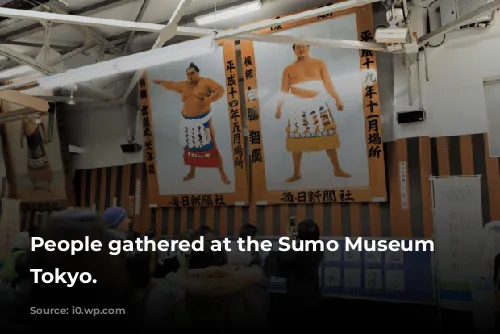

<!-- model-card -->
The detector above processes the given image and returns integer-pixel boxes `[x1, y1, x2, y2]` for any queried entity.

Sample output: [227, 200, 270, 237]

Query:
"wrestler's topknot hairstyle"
[292, 44, 310, 50]
[187, 62, 200, 73]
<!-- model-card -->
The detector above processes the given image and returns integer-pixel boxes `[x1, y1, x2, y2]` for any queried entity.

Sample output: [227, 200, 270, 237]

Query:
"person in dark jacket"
[197, 226, 226, 267]
[277, 218, 323, 327]
[128, 250, 188, 330]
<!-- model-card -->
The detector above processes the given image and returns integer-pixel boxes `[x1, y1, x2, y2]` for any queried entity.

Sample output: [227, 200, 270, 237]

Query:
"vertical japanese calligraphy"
[359, 29, 382, 161]
[239, 4, 386, 204]
[139, 76, 157, 177]
[140, 40, 248, 207]
[241, 46, 264, 166]
[225, 56, 245, 170]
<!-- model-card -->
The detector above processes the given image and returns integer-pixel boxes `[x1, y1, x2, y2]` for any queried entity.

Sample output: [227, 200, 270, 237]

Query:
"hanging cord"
[424, 0, 445, 48]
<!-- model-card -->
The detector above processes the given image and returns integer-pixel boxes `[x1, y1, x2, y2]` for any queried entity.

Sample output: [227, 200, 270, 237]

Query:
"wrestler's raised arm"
[320, 61, 344, 111]
[276, 67, 290, 119]
[206, 78, 224, 103]
[152, 79, 182, 94]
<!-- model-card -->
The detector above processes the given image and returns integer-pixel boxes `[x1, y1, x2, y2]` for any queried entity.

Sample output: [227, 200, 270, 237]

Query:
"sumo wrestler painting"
[20, 115, 53, 191]
[252, 14, 370, 191]
[3, 100, 66, 201]
[147, 48, 235, 196]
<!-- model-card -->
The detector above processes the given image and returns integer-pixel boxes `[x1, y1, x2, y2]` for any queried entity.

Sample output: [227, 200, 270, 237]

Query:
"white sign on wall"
[432, 176, 483, 293]
[135, 179, 141, 215]
[399, 161, 408, 209]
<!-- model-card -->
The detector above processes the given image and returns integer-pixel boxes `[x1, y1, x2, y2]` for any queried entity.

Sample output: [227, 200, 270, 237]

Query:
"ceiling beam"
[0, 2, 45, 29]
[46, 2, 118, 59]
[0, 6, 166, 33]
[121, 0, 195, 99]
[0, 45, 57, 74]
[122, 0, 151, 55]
[95, 0, 151, 91]
[0, 44, 117, 100]
[0, 0, 139, 40]
[0, 39, 75, 51]
[105, 0, 252, 44]
[228, 34, 388, 51]
[0, 0, 380, 36]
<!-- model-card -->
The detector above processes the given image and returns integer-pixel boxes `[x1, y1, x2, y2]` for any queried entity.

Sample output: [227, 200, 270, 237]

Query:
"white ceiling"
[0, 0, 369, 101]
[0, 0, 246, 59]
[0, 0, 337, 60]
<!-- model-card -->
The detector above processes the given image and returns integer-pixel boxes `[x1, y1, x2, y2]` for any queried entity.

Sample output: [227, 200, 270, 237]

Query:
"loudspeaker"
[396, 110, 426, 124]
[120, 143, 142, 153]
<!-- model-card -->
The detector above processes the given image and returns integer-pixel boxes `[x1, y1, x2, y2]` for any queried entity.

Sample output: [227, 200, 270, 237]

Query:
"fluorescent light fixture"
[0, 65, 39, 80]
[195, 0, 262, 25]
[374, 27, 407, 44]
[38, 35, 217, 89]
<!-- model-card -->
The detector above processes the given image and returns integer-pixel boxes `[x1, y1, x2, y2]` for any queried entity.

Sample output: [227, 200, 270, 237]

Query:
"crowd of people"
[0, 207, 324, 332]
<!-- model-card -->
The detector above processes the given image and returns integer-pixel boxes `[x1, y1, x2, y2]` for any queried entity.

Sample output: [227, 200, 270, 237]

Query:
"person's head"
[292, 44, 310, 59]
[198, 225, 214, 241]
[239, 223, 257, 240]
[297, 218, 320, 241]
[179, 229, 198, 243]
[28, 225, 39, 238]
[102, 206, 131, 233]
[186, 62, 200, 84]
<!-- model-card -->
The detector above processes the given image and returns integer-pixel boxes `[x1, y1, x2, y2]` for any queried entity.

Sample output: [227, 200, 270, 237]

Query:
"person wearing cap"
[102, 206, 131, 240]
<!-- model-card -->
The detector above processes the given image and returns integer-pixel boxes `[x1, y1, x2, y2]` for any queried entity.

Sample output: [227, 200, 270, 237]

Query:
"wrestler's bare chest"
[182, 80, 211, 100]
[288, 62, 322, 84]
[23, 120, 39, 136]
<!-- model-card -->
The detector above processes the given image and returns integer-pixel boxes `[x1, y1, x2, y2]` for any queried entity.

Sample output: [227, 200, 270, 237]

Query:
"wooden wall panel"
[72, 163, 149, 233]
[72, 134, 497, 238]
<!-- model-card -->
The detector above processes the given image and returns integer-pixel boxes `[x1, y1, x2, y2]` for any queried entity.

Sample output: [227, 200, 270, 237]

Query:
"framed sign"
[0, 90, 74, 208]
[239, 3, 386, 204]
[140, 40, 249, 207]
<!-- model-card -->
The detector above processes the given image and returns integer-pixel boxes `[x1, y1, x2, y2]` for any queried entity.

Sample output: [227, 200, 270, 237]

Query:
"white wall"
[484, 80, 500, 157]
[393, 17, 500, 139]
[66, 105, 144, 170]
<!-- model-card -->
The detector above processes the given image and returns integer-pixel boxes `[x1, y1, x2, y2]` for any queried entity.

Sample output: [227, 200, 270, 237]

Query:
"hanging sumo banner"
[140, 40, 249, 208]
[239, 2, 386, 205]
